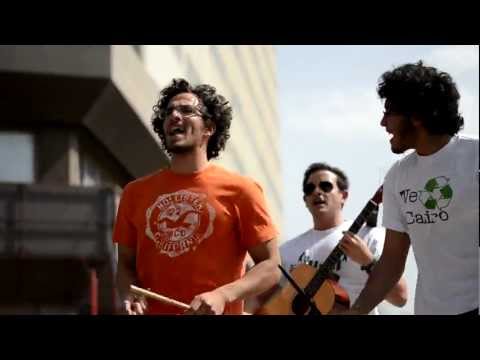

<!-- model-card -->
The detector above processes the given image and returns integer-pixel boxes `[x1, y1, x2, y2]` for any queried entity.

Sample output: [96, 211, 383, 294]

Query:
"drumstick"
[130, 285, 190, 310]
[129, 284, 252, 315]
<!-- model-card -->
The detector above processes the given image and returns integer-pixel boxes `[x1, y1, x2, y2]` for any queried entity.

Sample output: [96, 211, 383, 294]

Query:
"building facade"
[0, 45, 281, 313]
[0, 45, 281, 230]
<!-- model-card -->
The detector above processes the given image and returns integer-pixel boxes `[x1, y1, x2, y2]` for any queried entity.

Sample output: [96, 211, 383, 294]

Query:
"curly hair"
[377, 61, 464, 136]
[151, 78, 232, 160]
[302, 162, 349, 194]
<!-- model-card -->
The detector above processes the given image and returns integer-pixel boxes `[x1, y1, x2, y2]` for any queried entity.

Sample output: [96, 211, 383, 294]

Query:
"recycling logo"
[419, 176, 453, 210]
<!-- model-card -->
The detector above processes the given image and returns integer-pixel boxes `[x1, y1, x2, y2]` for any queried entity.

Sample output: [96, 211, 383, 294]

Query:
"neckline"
[311, 221, 349, 235]
[165, 163, 215, 179]
[416, 135, 456, 163]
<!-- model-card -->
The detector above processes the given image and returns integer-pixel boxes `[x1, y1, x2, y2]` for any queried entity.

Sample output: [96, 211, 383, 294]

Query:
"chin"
[392, 143, 412, 154]
[166, 143, 193, 154]
[313, 207, 328, 214]
[390, 141, 409, 154]
[391, 146, 406, 154]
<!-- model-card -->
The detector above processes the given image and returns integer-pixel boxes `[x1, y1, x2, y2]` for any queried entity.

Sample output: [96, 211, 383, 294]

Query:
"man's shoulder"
[383, 152, 416, 182]
[209, 164, 244, 180]
[455, 134, 479, 154]
[457, 133, 478, 144]
[123, 169, 166, 191]
[210, 164, 264, 192]
[395, 151, 418, 168]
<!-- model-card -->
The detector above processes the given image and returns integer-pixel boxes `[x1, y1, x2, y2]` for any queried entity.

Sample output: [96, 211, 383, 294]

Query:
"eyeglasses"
[164, 105, 204, 118]
[303, 181, 334, 196]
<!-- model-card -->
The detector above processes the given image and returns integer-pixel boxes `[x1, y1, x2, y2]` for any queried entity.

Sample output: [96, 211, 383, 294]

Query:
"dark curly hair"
[302, 162, 349, 194]
[377, 61, 464, 136]
[152, 78, 232, 160]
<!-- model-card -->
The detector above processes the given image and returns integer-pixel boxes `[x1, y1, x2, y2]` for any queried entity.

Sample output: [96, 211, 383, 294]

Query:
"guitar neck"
[304, 198, 379, 297]
[347, 199, 379, 233]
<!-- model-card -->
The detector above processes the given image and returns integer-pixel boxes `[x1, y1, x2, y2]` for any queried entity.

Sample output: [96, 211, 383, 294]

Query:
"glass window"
[0, 131, 34, 183]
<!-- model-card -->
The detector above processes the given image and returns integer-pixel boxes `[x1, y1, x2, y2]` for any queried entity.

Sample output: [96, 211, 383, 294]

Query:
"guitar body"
[255, 187, 381, 316]
[255, 264, 350, 315]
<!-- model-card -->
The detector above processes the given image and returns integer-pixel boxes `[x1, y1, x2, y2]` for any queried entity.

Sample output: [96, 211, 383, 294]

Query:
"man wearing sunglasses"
[349, 61, 479, 316]
[113, 78, 280, 315]
[280, 162, 408, 314]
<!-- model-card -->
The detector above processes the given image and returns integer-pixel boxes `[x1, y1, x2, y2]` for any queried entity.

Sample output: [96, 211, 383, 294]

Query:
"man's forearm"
[116, 262, 138, 300]
[352, 257, 404, 313]
[217, 259, 281, 303]
[384, 277, 408, 307]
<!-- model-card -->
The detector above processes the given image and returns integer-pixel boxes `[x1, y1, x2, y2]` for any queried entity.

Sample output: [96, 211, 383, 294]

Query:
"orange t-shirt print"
[113, 164, 278, 314]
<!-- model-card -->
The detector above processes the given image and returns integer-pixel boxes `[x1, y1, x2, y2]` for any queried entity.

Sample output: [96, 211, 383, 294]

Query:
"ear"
[204, 121, 216, 137]
[340, 190, 349, 207]
[410, 115, 423, 129]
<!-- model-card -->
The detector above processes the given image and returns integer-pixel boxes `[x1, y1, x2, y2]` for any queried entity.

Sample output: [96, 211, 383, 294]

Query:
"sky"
[277, 45, 479, 314]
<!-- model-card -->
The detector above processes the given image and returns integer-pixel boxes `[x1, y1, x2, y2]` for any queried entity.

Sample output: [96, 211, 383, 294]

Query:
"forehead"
[384, 99, 402, 112]
[168, 92, 200, 106]
[307, 170, 338, 183]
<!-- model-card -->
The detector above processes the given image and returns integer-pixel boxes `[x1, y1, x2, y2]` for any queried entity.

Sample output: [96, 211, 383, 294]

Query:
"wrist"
[360, 253, 375, 267]
[215, 285, 236, 304]
[360, 257, 378, 274]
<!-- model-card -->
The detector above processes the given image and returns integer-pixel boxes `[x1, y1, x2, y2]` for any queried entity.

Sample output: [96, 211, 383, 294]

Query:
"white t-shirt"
[280, 221, 385, 315]
[383, 134, 479, 314]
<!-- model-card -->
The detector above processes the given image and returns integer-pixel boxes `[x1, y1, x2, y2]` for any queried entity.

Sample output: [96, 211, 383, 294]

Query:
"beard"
[391, 119, 416, 154]
[165, 141, 195, 155]
[391, 143, 408, 154]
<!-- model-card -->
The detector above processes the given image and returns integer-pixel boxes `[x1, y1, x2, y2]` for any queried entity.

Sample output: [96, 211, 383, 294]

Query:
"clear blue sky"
[277, 45, 479, 314]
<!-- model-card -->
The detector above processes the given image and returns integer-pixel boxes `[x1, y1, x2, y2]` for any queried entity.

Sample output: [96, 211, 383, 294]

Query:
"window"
[0, 131, 34, 183]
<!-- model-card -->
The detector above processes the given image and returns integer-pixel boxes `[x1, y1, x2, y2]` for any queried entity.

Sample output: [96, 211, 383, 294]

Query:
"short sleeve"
[235, 179, 278, 249]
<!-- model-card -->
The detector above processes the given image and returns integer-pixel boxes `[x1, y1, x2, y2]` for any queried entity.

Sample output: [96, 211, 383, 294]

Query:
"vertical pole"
[90, 268, 98, 315]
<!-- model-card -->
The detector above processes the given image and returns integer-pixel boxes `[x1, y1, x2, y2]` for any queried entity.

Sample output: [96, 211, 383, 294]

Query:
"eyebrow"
[167, 103, 200, 111]
[167, 103, 194, 107]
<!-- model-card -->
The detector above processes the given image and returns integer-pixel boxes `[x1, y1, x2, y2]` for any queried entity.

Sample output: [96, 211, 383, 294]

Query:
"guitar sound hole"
[291, 294, 310, 315]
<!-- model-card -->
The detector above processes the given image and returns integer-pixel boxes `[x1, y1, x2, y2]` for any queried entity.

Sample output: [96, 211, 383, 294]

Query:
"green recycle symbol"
[419, 176, 453, 210]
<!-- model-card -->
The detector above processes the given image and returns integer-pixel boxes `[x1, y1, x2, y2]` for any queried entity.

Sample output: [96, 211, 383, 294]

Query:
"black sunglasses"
[303, 181, 334, 196]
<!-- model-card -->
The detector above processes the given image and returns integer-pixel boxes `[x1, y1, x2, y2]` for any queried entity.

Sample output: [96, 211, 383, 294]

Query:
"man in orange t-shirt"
[113, 78, 281, 315]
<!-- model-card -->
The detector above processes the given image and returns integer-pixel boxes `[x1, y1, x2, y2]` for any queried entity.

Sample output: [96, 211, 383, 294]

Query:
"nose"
[169, 108, 183, 120]
[164, 113, 182, 131]
[380, 114, 387, 127]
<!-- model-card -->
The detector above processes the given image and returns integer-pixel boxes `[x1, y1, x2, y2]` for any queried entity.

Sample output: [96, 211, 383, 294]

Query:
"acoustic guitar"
[256, 186, 383, 315]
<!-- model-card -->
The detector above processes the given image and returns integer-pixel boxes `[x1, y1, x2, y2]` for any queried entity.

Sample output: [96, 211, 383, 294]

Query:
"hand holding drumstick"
[124, 286, 148, 315]
[129, 285, 251, 315]
[130, 285, 189, 311]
